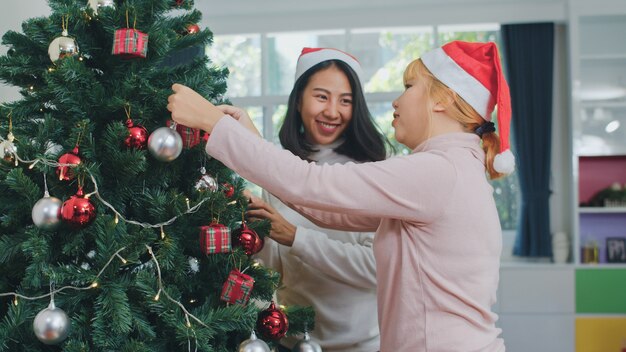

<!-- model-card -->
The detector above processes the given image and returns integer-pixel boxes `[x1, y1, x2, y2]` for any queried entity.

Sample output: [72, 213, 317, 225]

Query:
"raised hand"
[167, 83, 224, 133]
[247, 195, 297, 247]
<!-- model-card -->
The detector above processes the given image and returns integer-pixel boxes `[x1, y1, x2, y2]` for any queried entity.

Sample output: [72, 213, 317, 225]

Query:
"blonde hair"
[403, 59, 505, 180]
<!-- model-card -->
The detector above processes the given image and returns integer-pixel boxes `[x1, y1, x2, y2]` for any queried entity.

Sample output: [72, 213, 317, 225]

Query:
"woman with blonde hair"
[167, 40, 513, 351]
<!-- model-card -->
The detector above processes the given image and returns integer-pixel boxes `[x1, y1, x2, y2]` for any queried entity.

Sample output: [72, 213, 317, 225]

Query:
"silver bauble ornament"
[48, 31, 79, 62]
[33, 299, 70, 345]
[32, 195, 62, 230]
[148, 126, 183, 162]
[195, 174, 218, 192]
[238, 331, 270, 352]
[87, 0, 116, 13]
[292, 332, 322, 352]
[1, 132, 17, 165]
[0, 141, 16, 165]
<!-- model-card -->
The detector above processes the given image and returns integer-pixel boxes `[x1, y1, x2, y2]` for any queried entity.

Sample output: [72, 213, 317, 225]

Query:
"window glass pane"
[267, 30, 346, 95]
[208, 34, 261, 97]
[491, 173, 520, 231]
[350, 27, 433, 93]
[243, 106, 264, 138]
[271, 104, 288, 145]
[437, 23, 500, 45]
[490, 113, 520, 231]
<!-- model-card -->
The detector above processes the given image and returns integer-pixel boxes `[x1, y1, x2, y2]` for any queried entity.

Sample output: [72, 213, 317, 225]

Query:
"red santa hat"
[421, 41, 515, 174]
[295, 47, 364, 83]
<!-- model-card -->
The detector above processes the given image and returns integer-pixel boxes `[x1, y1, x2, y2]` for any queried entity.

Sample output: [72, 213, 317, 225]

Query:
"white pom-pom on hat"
[493, 149, 515, 174]
[421, 41, 515, 175]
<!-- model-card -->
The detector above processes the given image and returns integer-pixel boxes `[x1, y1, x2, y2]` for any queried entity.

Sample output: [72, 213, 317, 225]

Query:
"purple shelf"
[580, 213, 626, 263]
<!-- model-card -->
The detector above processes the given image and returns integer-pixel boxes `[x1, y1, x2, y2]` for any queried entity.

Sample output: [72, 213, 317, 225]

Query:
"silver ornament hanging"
[48, 30, 79, 62]
[238, 331, 270, 352]
[33, 298, 70, 345]
[148, 126, 183, 162]
[87, 0, 116, 14]
[291, 332, 322, 352]
[0, 132, 17, 165]
[32, 195, 62, 230]
[194, 167, 218, 192]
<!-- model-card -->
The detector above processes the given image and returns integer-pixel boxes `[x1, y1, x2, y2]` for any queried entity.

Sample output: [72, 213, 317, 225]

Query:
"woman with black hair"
[219, 47, 387, 352]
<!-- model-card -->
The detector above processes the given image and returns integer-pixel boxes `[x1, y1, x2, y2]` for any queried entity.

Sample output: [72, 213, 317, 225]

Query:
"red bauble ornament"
[56, 146, 81, 181]
[124, 119, 148, 149]
[186, 24, 200, 34]
[232, 222, 263, 256]
[222, 182, 234, 198]
[256, 301, 289, 340]
[61, 187, 96, 229]
[175, 0, 184, 5]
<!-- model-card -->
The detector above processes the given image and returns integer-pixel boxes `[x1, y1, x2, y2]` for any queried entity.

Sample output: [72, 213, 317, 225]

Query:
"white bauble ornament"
[32, 194, 62, 230]
[238, 331, 270, 352]
[33, 299, 70, 345]
[148, 126, 183, 162]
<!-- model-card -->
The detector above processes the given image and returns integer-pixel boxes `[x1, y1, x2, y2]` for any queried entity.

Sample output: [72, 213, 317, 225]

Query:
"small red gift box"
[112, 28, 148, 58]
[166, 120, 201, 149]
[199, 222, 231, 254]
[220, 269, 254, 305]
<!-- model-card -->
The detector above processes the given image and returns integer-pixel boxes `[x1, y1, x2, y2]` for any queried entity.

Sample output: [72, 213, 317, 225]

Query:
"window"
[209, 24, 520, 235]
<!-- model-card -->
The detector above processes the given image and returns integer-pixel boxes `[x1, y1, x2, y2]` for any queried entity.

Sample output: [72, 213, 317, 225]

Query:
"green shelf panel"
[576, 268, 626, 313]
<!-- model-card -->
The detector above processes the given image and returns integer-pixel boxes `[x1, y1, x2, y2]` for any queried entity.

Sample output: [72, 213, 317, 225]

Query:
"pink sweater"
[206, 117, 505, 352]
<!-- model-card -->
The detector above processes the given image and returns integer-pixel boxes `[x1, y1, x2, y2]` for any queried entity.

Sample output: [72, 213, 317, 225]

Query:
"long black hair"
[278, 60, 390, 162]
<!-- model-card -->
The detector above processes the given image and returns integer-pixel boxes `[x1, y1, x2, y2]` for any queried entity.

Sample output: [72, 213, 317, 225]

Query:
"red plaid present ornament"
[112, 28, 148, 58]
[220, 269, 254, 305]
[166, 120, 201, 148]
[199, 222, 231, 254]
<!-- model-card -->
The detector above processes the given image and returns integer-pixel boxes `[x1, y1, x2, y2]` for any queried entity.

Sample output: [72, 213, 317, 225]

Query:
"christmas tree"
[0, 0, 312, 350]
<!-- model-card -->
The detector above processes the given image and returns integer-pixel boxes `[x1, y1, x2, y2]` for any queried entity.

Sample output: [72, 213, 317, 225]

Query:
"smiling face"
[298, 64, 353, 146]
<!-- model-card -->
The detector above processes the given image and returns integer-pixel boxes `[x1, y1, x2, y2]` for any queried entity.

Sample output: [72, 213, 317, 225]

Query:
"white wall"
[0, 0, 48, 103]
[198, 0, 567, 34]
[0, 0, 568, 103]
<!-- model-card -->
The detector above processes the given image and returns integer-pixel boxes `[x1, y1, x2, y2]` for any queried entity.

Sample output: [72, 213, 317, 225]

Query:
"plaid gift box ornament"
[199, 221, 231, 254]
[112, 11, 148, 59]
[112, 28, 148, 58]
[166, 120, 201, 149]
[220, 269, 254, 305]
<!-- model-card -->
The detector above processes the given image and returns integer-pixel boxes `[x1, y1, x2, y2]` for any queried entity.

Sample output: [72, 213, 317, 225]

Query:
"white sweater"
[255, 141, 380, 352]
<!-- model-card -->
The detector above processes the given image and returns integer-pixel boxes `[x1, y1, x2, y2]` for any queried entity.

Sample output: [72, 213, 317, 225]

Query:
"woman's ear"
[432, 93, 453, 113]
[432, 100, 447, 113]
